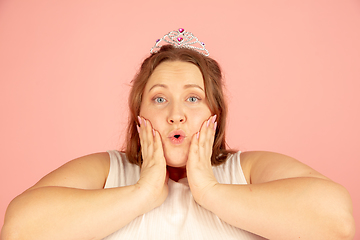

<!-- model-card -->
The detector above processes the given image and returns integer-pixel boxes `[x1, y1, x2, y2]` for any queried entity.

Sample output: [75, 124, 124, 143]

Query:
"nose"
[168, 117, 185, 124]
[167, 102, 186, 124]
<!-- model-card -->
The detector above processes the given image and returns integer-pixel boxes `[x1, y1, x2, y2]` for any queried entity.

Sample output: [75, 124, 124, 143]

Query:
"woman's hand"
[187, 115, 218, 207]
[136, 116, 169, 212]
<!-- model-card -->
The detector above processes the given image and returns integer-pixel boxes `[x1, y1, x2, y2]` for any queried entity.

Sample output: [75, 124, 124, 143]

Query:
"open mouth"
[168, 130, 186, 145]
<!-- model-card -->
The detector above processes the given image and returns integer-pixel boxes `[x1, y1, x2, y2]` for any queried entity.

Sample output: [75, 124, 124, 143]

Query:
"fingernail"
[136, 125, 140, 133]
[212, 115, 217, 123]
[144, 119, 147, 127]
[213, 122, 217, 131]
[207, 119, 210, 127]
[196, 132, 200, 139]
[137, 116, 142, 125]
[152, 129, 155, 137]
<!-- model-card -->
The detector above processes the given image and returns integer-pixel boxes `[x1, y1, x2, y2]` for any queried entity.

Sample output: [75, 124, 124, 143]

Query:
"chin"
[164, 151, 188, 168]
[162, 141, 190, 167]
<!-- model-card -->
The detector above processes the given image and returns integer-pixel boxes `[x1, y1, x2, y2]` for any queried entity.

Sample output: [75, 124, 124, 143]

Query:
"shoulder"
[28, 152, 111, 191]
[240, 151, 330, 184]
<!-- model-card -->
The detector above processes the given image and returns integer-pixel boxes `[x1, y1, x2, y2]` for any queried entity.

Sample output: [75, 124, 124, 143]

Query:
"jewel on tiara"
[150, 28, 209, 56]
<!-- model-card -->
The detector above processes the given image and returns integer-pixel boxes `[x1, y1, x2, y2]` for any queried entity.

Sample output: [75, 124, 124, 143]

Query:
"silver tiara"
[150, 28, 209, 56]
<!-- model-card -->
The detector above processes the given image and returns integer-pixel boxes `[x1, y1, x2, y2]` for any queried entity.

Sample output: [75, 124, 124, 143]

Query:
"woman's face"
[139, 61, 212, 167]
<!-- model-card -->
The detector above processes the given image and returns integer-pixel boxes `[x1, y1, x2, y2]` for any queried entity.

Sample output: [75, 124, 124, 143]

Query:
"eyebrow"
[149, 84, 204, 92]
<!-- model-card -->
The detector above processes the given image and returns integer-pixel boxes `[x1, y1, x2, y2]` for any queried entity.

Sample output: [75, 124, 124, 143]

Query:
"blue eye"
[154, 97, 166, 103]
[188, 96, 199, 103]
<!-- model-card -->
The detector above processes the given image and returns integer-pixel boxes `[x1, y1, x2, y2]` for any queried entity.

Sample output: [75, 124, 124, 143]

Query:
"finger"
[143, 118, 155, 160]
[188, 132, 200, 163]
[138, 116, 153, 160]
[153, 129, 165, 162]
[205, 115, 217, 147]
[198, 116, 213, 148]
[198, 115, 217, 160]
[206, 115, 217, 140]
[152, 129, 167, 180]
[204, 115, 217, 136]
[137, 116, 147, 158]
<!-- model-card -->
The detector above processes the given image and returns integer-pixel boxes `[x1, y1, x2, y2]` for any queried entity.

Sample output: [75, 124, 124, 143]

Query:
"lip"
[167, 129, 186, 145]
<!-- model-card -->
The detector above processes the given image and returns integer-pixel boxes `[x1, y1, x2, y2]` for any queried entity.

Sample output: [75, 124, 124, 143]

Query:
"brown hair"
[125, 45, 235, 166]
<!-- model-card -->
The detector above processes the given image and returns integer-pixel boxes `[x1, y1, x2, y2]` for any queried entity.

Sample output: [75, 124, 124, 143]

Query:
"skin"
[1, 61, 355, 240]
[137, 61, 355, 239]
[139, 60, 212, 180]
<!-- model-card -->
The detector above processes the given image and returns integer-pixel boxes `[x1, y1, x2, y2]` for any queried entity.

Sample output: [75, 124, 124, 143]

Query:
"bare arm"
[200, 151, 355, 240]
[1, 150, 166, 240]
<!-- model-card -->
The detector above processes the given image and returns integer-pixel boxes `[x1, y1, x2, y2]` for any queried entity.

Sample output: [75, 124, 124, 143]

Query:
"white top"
[102, 150, 267, 240]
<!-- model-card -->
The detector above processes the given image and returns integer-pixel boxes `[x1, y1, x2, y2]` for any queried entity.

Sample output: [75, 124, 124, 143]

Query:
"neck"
[167, 166, 187, 182]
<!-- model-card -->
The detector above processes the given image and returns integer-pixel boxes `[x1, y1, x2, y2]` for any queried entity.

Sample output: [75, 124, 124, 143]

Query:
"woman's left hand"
[186, 115, 219, 207]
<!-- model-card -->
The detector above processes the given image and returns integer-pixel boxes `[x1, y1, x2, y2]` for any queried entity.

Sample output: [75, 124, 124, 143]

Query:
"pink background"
[1, 0, 359, 237]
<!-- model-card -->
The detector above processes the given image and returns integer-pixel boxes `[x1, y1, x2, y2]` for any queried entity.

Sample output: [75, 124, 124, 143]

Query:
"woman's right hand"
[136, 116, 169, 212]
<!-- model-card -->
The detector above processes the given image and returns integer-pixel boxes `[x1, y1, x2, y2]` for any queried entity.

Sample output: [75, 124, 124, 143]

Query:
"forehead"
[146, 61, 204, 88]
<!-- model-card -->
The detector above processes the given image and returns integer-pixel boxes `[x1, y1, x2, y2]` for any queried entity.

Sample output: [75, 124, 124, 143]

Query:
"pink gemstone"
[179, 28, 184, 33]
[177, 37, 183, 42]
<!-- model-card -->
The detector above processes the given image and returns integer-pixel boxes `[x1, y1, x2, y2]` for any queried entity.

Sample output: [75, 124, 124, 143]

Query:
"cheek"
[139, 102, 152, 120]
[189, 109, 211, 132]
[140, 108, 164, 129]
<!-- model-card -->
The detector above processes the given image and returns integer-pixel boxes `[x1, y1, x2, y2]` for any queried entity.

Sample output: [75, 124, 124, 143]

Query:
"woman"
[1, 29, 355, 240]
